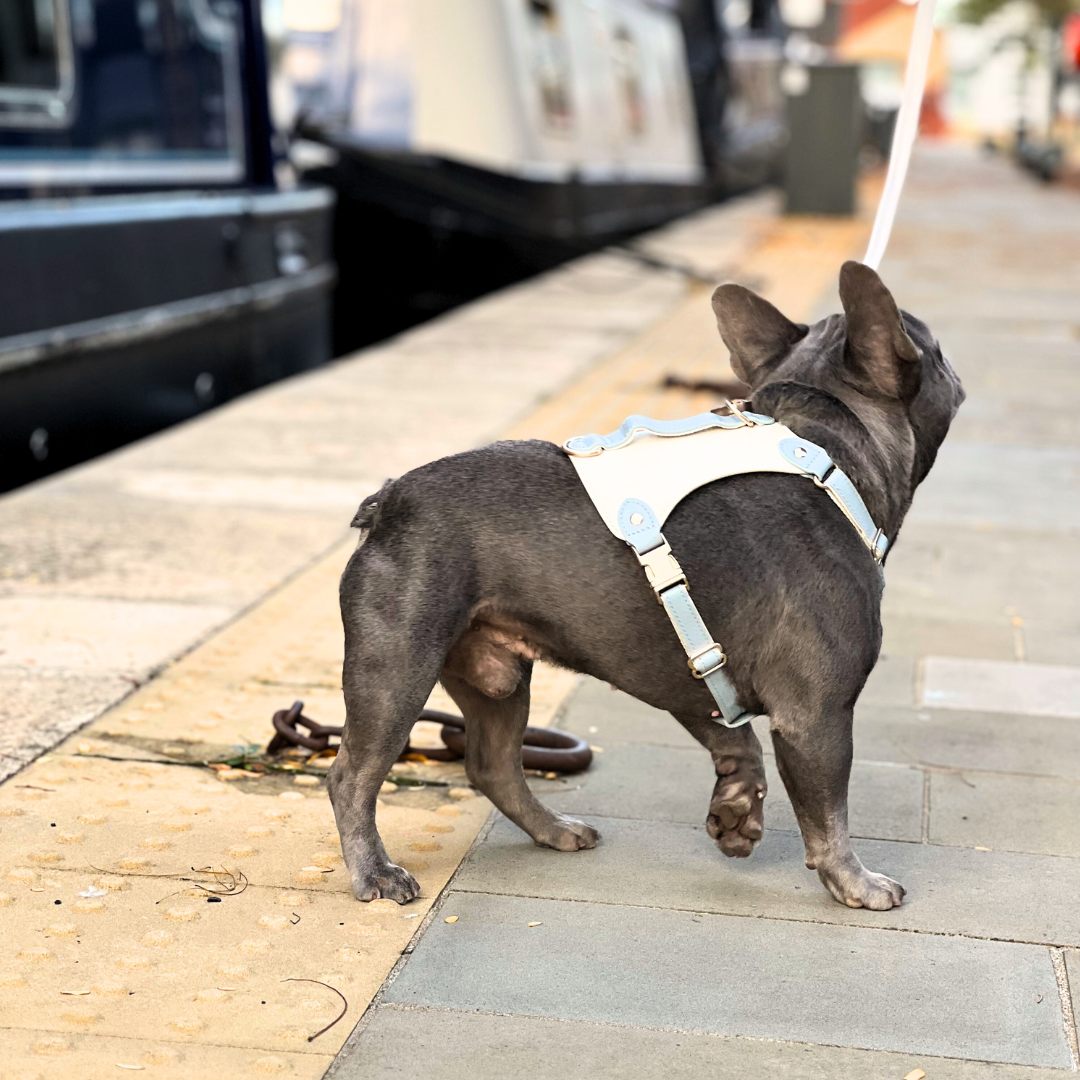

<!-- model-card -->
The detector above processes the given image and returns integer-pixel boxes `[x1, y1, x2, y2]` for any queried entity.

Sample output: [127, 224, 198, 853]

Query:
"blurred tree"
[957, 0, 1075, 22]
[957, 0, 1080, 151]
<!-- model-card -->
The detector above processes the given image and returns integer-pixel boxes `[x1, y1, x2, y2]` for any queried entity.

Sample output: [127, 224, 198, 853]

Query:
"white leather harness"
[562, 404, 888, 728]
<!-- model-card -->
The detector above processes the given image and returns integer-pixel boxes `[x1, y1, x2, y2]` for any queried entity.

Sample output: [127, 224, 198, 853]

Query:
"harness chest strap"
[564, 411, 888, 728]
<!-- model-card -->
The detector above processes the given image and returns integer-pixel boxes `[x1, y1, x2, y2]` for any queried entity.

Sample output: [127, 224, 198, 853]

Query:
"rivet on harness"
[562, 405, 888, 728]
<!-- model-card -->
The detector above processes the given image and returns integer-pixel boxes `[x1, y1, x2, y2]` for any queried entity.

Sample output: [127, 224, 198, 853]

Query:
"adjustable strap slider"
[687, 641, 727, 679]
[635, 539, 687, 600]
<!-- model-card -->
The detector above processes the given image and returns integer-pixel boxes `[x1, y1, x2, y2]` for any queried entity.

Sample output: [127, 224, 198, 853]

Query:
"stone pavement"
[3, 143, 1079, 1079]
[330, 144, 1080, 1078]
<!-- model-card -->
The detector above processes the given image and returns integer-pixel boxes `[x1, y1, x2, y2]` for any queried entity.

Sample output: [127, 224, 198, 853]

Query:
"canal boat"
[0, 0, 335, 491]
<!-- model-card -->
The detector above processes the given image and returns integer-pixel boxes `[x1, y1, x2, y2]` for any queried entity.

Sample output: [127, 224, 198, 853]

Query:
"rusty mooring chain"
[266, 700, 593, 774]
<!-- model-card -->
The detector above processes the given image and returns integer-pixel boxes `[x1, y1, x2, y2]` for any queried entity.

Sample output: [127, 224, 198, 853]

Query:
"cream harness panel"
[562, 408, 888, 728]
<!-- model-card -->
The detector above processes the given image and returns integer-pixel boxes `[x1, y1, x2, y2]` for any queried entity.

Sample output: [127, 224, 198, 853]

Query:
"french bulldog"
[327, 261, 964, 911]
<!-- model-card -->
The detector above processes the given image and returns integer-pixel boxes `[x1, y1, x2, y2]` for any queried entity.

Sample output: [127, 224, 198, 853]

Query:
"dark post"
[784, 64, 861, 215]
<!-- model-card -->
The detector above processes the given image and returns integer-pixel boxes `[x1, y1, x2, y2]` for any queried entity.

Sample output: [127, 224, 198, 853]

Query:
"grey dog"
[326, 261, 964, 911]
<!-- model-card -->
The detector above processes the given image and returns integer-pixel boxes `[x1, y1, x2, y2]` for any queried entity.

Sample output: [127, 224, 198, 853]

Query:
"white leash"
[862, 0, 939, 270]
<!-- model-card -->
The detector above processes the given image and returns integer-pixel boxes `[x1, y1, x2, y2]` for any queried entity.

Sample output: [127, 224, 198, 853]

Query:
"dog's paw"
[818, 857, 905, 910]
[534, 814, 600, 852]
[352, 862, 420, 904]
[706, 754, 766, 858]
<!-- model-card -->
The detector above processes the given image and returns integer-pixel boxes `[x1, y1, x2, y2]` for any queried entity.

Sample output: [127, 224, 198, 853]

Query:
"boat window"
[0, 0, 246, 187]
[0, 0, 76, 127]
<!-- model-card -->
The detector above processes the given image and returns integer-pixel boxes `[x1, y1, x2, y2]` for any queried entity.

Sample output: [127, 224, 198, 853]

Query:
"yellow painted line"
[0, 179, 879, 1076]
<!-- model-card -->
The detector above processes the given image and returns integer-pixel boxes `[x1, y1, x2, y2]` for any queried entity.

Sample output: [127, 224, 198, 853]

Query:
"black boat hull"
[306, 145, 708, 354]
[0, 187, 335, 491]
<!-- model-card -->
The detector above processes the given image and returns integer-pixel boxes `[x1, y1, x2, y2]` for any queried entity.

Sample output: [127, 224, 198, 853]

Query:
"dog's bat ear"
[711, 284, 808, 388]
[839, 261, 921, 401]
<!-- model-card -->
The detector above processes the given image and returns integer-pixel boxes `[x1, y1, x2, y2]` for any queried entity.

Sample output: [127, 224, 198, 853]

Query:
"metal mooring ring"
[266, 700, 593, 775]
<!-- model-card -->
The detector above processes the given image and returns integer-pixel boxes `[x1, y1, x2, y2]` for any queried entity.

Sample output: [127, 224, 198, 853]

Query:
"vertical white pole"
[862, 0, 939, 270]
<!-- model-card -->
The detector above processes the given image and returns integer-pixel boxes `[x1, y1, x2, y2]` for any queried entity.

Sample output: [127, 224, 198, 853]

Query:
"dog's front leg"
[674, 713, 766, 857]
[770, 708, 905, 910]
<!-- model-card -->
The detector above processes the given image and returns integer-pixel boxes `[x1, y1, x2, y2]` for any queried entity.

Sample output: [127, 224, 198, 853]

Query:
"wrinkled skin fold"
[327, 261, 964, 911]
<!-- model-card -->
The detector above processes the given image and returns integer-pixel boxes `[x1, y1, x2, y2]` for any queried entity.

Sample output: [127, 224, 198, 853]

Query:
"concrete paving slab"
[905, 444, 1080, 532]
[881, 524, 1080, 664]
[456, 815, 1080, 946]
[384, 892, 1071, 1067]
[538, 744, 715, 825]
[337, 1006, 1066, 1080]
[860, 653, 918, 708]
[115, 468, 374, 513]
[921, 658, 1080, 719]
[555, 680, 700, 749]
[0, 668, 132, 783]
[929, 771, 1080, 858]
[0, 486, 348, 607]
[880, 614, 1016, 662]
[0, 1029, 333, 1080]
[539, 743, 925, 842]
[0, 596, 231, 674]
[851, 704, 1080, 781]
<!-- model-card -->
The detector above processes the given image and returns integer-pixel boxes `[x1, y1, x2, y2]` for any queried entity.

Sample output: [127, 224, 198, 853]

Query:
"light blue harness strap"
[778, 437, 888, 563]
[660, 584, 754, 727]
[618, 497, 755, 729]
[565, 410, 774, 457]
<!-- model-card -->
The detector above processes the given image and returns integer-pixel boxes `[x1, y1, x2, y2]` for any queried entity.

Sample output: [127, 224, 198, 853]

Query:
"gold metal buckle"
[687, 642, 727, 679]
[720, 398, 757, 426]
[636, 540, 687, 601]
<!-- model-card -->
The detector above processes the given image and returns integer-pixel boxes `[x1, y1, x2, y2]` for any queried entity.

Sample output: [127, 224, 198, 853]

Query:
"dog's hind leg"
[327, 546, 453, 904]
[673, 714, 767, 858]
[770, 707, 905, 910]
[441, 665, 600, 852]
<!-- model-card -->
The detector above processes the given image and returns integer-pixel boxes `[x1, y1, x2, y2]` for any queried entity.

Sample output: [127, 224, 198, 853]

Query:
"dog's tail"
[350, 479, 394, 541]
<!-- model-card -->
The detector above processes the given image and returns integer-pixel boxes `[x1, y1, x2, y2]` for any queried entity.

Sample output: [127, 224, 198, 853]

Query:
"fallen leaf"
[527, 922, 542, 927]
[904, 1070, 927, 1080]
[974, 846, 990, 852]
[444, 916, 458, 924]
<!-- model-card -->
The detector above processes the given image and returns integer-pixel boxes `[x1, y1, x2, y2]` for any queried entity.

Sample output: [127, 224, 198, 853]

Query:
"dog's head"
[711, 261, 964, 518]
